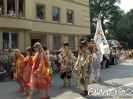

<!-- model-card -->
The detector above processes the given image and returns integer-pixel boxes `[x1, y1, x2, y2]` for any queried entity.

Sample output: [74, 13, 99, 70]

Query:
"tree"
[115, 9, 133, 48]
[89, 0, 122, 37]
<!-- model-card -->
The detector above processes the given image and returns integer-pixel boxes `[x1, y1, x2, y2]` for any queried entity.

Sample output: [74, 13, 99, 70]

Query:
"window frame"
[66, 9, 74, 24]
[3, 32, 18, 49]
[18, 0, 25, 18]
[36, 3, 45, 21]
[52, 6, 60, 22]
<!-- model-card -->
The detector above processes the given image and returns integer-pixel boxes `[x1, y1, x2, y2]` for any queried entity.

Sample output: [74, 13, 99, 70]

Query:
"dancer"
[22, 47, 33, 96]
[27, 42, 51, 99]
[13, 49, 25, 93]
[74, 40, 92, 96]
[59, 42, 76, 87]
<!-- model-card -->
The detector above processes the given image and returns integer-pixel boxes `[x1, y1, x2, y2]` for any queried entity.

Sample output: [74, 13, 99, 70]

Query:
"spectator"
[19, 11, 24, 18]
[0, 63, 7, 82]
[8, 7, 16, 17]
[0, 5, 2, 16]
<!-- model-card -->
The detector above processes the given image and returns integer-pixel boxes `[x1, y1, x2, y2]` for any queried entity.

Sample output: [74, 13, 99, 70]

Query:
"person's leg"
[17, 82, 24, 93]
[27, 88, 34, 99]
[67, 78, 71, 87]
[61, 72, 67, 87]
[67, 71, 72, 87]
[43, 87, 50, 99]
[92, 69, 97, 83]
[81, 84, 88, 96]
[27, 75, 34, 99]
[63, 78, 67, 87]
[22, 88, 29, 96]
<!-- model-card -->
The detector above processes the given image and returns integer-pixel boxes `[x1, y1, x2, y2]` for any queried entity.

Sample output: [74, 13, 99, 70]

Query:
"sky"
[119, 0, 133, 12]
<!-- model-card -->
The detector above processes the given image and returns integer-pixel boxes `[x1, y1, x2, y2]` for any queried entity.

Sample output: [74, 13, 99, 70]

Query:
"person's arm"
[38, 53, 44, 70]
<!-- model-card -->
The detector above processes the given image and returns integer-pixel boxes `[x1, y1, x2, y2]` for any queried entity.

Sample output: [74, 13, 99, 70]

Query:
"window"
[7, 0, 16, 17]
[52, 7, 60, 22]
[68, 36, 75, 50]
[67, 10, 74, 23]
[3, 33, 9, 49]
[3, 32, 18, 49]
[36, 4, 45, 20]
[53, 35, 61, 51]
[11, 33, 18, 49]
[19, 0, 25, 18]
[0, 1, 3, 15]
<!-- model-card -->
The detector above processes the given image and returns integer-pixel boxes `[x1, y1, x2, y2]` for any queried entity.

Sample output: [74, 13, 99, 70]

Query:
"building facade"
[0, 0, 90, 51]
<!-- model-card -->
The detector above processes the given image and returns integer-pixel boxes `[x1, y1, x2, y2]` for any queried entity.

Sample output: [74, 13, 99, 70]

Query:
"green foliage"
[90, 0, 122, 35]
[89, 0, 133, 48]
[116, 9, 133, 48]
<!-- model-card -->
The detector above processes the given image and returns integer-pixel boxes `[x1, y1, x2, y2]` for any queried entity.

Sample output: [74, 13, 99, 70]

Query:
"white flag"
[94, 16, 110, 58]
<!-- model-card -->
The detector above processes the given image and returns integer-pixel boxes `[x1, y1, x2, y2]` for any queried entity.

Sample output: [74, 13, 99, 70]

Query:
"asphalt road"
[0, 59, 133, 99]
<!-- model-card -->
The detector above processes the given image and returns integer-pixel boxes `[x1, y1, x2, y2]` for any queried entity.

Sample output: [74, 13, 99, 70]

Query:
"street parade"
[0, 0, 133, 99]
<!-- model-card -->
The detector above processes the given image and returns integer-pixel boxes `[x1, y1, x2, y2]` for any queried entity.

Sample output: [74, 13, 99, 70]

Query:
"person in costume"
[74, 40, 92, 97]
[43, 45, 53, 85]
[27, 42, 51, 99]
[12, 49, 25, 93]
[22, 47, 33, 96]
[92, 48, 101, 83]
[59, 42, 76, 87]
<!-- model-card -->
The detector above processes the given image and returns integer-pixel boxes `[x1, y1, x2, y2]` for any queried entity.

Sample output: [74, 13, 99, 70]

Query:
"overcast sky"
[119, 0, 133, 12]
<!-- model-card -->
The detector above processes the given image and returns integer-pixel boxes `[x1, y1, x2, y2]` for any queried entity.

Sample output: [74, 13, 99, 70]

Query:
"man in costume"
[74, 40, 92, 96]
[59, 42, 76, 87]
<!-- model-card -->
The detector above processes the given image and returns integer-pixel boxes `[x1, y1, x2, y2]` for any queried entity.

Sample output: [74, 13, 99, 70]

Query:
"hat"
[80, 40, 88, 46]
[63, 42, 69, 47]
[34, 42, 41, 48]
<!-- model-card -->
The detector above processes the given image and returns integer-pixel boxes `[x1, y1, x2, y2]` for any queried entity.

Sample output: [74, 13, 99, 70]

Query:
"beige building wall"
[0, 0, 90, 51]
[18, 31, 26, 51]
[25, 32, 31, 48]
[46, 34, 53, 51]
[0, 31, 3, 49]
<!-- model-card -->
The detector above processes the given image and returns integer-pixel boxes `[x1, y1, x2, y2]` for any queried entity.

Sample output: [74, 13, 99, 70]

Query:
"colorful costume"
[31, 52, 51, 90]
[23, 56, 33, 88]
[59, 49, 76, 80]
[14, 54, 24, 83]
[74, 51, 92, 87]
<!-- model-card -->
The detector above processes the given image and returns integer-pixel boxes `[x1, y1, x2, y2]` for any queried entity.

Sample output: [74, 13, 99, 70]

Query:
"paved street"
[0, 59, 133, 99]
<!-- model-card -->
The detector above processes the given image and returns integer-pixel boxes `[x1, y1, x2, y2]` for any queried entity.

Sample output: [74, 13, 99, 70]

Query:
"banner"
[94, 16, 110, 55]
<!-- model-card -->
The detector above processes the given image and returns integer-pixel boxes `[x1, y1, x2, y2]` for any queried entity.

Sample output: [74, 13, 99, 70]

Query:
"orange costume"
[23, 56, 33, 88]
[14, 54, 25, 83]
[31, 52, 51, 90]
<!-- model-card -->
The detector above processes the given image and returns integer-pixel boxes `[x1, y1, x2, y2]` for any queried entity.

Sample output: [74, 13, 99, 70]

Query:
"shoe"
[80, 90, 88, 97]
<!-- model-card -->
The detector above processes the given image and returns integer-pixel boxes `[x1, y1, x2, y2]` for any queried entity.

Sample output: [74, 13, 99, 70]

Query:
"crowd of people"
[0, 5, 24, 18]
[100, 49, 133, 69]
[0, 41, 133, 99]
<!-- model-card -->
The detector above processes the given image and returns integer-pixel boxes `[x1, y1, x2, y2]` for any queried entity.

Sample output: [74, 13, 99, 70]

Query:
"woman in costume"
[59, 42, 76, 87]
[22, 47, 33, 96]
[74, 40, 92, 96]
[13, 49, 25, 93]
[27, 42, 51, 99]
